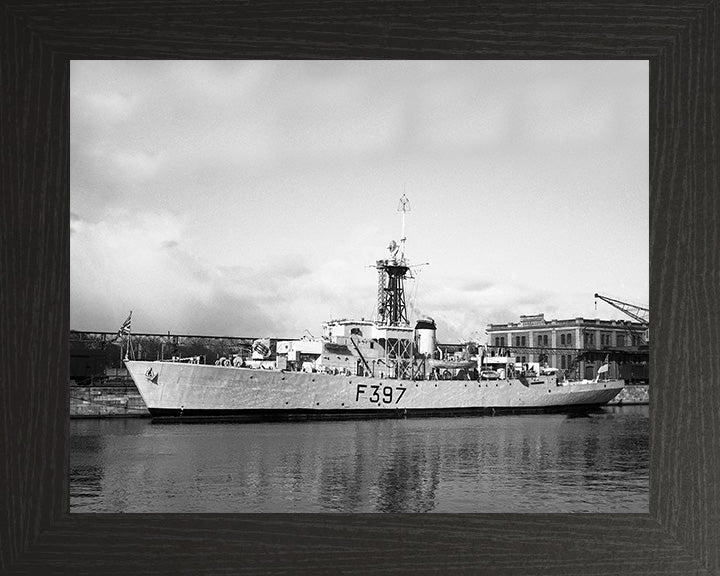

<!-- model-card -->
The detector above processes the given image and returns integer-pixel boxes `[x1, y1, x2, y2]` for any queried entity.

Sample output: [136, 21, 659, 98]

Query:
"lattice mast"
[376, 195, 411, 326]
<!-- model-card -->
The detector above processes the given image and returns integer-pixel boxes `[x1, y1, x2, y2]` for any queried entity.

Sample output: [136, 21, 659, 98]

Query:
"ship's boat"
[124, 196, 624, 421]
[429, 359, 476, 371]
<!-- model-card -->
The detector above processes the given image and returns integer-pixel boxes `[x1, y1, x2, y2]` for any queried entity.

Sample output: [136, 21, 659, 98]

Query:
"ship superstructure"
[274, 193, 423, 381]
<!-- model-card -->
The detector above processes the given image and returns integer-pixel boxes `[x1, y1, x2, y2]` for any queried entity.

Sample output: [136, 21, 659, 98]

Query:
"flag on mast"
[118, 311, 132, 336]
[596, 353, 610, 375]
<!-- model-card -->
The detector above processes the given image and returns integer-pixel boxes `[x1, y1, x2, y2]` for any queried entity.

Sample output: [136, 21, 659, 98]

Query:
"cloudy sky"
[70, 60, 648, 342]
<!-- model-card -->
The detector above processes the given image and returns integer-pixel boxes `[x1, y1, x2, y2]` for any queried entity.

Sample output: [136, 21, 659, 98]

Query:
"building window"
[567, 333, 572, 346]
[516, 356, 520, 362]
[521, 336, 526, 346]
[495, 337, 500, 347]
[561, 355, 567, 369]
[521, 356, 526, 363]
[543, 335, 548, 346]
[560, 334, 566, 345]
[500, 337, 505, 346]
[617, 334, 625, 347]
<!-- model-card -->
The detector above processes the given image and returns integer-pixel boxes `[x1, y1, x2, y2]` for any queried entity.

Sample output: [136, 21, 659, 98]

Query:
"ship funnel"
[414, 317, 436, 357]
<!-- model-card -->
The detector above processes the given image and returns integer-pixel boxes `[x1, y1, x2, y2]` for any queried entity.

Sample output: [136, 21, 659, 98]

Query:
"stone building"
[485, 313, 646, 380]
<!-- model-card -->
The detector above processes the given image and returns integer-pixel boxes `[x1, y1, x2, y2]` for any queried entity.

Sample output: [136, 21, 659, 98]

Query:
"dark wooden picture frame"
[2, 2, 718, 574]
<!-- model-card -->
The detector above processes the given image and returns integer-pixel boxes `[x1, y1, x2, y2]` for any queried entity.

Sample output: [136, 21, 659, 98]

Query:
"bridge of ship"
[278, 319, 418, 379]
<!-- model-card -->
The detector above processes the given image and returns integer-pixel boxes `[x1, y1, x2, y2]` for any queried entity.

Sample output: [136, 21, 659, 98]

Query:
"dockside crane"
[594, 293, 649, 344]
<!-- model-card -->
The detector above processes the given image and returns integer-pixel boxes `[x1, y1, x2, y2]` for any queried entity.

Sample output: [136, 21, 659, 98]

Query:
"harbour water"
[70, 405, 649, 513]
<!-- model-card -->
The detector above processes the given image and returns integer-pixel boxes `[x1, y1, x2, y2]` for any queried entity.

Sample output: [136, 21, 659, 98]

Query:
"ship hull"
[126, 360, 624, 421]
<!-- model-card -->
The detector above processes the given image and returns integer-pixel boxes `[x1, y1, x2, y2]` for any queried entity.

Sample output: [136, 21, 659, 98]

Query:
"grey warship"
[125, 196, 624, 420]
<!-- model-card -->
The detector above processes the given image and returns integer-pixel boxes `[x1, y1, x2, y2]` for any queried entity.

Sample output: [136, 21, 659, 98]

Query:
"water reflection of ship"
[315, 421, 441, 513]
[70, 410, 648, 512]
[376, 439, 441, 513]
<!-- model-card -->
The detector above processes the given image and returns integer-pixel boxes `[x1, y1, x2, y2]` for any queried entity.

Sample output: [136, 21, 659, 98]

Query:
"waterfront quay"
[70, 329, 261, 418]
[70, 369, 149, 418]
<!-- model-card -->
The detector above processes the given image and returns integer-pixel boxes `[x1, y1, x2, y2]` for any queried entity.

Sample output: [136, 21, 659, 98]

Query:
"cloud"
[460, 279, 494, 293]
[70, 61, 648, 343]
[408, 272, 613, 342]
[70, 208, 642, 341]
[70, 212, 83, 235]
[70, 213, 377, 336]
[73, 89, 136, 124]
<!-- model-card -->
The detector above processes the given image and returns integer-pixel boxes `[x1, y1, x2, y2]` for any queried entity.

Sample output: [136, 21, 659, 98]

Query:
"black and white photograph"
[70, 60, 649, 513]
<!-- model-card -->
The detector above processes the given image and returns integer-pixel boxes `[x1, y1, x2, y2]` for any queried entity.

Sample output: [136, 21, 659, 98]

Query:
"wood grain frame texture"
[1, 1, 718, 574]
